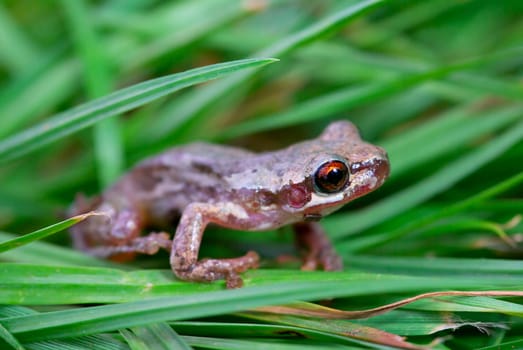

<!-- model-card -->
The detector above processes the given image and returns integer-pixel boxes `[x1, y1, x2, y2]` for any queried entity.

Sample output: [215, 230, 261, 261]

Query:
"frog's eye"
[313, 160, 350, 194]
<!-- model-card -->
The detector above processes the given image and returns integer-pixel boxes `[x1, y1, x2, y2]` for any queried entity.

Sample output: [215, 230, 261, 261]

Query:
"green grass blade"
[3, 272, 521, 343]
[0, 323, 25, 350]
[0, 58, 79, 140]
[381, 105, 523, 178]
[118, 0, 250, 73]
[1, 265, 522, 305]
[348, 255, 523, 277]
[0, 58, 277, 164]
[170, 321, 365, 345]
[125, 323, 192, 350]
[0, 4, 37, 74]
[62, 0, 123, 187]
[242, 313, 424, 350]
[218, 47, 523, 139]
[148, 0, 385, 144]
[340, 170, 523, 252]
[0, 212, 101, 254]
[410, 296, 523, 317]
[25, 335, 128, 350]
[61, 0, 124, 187]
[0, 231, 121, 268]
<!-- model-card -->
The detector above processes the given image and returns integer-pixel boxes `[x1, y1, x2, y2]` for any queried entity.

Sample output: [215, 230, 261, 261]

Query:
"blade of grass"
[0, 4, 37, 74]
[0, 323, 25, 350]
[3, 273, 522, 343]
[1, 265, 522, 305]
[339, 169, 523, 252]
[0, 57, 278, 164]
[478, 339, 523, 350]
[240, 312, 425, 350]
[25, 335, 128, 350]
[0, 307, 127, 350]
[0, 58, 79, 140]
[381, 104, 523, 179]
[62, 0, 123, 187]
[170, 321, 367, 344]
[126, 323, 192, 350]
[118, 0, 253, 73]
[2, 273, 521, 342]
[0, 212, 103, 254]
[0, 231, 122, 268]
[146, 0, 385, 145]
[182, 336, 361, 350]
[218, 47, 523, 140]
[353, 309, 506, 336]
[408, 296, 523, 316]
[347, 255, 523, 277]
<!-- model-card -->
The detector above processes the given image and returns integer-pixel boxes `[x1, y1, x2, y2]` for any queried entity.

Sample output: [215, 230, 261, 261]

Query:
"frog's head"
[279, 121, 390, 220]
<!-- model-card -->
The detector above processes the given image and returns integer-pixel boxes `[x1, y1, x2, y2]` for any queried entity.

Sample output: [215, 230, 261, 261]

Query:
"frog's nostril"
[374, 158, 390, 181]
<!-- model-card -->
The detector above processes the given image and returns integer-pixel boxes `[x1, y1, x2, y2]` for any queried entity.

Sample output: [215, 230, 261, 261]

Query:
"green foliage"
[0, 0, 522, 349]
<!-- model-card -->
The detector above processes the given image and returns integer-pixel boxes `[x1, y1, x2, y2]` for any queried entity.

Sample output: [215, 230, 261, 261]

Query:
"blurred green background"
[0, 1, 522, 349]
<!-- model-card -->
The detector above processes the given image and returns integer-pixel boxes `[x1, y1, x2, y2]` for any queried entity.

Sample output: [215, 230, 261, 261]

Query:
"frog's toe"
[301, 248, 343, 272]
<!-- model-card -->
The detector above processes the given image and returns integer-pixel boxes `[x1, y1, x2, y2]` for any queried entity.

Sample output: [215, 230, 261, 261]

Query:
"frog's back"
[106, 143, 254, 223]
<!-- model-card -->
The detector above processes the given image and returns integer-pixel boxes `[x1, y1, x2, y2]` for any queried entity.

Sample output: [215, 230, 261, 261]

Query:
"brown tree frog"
[70, 121, 389, 288]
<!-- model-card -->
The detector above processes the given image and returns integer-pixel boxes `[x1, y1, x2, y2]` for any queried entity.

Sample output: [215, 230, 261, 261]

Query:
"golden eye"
[313, 160, 350, 194]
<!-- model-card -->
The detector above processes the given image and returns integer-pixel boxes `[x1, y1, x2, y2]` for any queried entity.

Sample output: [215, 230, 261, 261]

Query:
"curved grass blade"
[255, 291, 523, 320]
[0, 212, 103, 254]
[0, 231, 120, 268]
[241, 313, 424, 350]
[0, 58, 278, 164]
[0, 323, 25, 350]
[149, 0, 385, 144]
[4, 274, 521, 343]
[218, 46, 523, 140]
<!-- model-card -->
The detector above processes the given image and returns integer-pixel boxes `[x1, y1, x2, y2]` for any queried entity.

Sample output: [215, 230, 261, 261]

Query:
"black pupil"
[314, 160, 349, 194]
[325, 168, 344, 185]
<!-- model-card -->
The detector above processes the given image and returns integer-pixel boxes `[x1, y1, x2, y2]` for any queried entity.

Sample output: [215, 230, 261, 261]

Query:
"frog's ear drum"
[313, 160, 350, 194]
[319, 120, 361, 141]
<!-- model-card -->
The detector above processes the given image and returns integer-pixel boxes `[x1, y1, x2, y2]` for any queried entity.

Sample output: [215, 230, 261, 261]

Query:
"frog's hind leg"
[293, 222, 343, 271]
[70, 196, 171, 260]
[87, 231, 172, 260]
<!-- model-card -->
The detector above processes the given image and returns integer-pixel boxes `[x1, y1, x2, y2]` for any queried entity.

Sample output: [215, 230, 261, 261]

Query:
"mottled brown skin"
[70, 121, 390, 288]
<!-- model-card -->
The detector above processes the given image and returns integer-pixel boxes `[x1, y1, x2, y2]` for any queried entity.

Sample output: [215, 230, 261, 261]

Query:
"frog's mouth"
[303, 213, 323, 222]
[350, 157, 390, 184]
[348, 157, 390, 199]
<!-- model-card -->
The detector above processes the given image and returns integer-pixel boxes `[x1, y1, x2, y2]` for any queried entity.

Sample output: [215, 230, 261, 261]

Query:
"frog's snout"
[350, 153, 390, 183]
[370, 158, 390, 183]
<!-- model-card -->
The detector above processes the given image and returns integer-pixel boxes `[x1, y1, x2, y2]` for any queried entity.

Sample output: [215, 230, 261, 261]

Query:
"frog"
[69, 121, 390, 288]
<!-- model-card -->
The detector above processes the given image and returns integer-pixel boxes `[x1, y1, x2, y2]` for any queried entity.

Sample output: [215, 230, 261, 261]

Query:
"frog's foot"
[301, 246, 343, 271]
[172, 251, 260, 289]
[87, 232, 172, 258]
[293, 222, 343, 271]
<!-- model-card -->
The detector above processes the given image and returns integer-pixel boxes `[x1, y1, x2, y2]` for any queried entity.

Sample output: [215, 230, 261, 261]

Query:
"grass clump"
[0, 1, 522, 349]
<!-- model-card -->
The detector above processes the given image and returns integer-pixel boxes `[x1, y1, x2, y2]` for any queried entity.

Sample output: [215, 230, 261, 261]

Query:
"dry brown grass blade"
[255, 290, 523, 319]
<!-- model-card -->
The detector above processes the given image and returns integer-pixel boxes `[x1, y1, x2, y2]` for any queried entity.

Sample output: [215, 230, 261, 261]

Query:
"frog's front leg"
[293, 222, 343, 271]
[170, 203, 260, 288]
